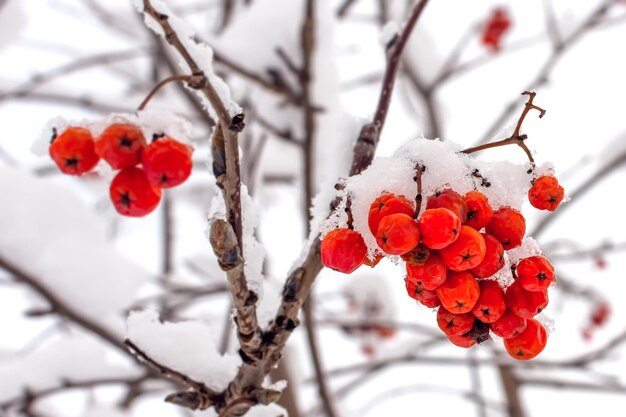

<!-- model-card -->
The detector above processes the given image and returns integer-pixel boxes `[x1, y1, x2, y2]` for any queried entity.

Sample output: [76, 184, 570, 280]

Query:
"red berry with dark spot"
[142, 137, 193, 188]
[471, 234, 504, 278]
[419, 208, 461, 249]
[516, 256, 555, 292]
[375, 213, 420, 255]
[437, 307, 475, 336]
[405, 278, 441, 308]
[368, 193, 414, 235]
[426, 189, 468, 223]
[464, 191, 494, 230]
[110, 167, 162, 217]
[447, 333, 477, 348]
[49, 127, 100, 175]
[528, 175, 564, 211]
[504, 318, 548, 360]
[486, 207, 525, 250]
[505, 280, 548, 319]
[472, 280, 506, 323]
[321, 228, 367, 274]
[436, 271, 480, 314]
[491, 310, 527, 339]
[439, 226, 486, 271]
[406, 251, 447, 290]
[95, 123, 146, 169]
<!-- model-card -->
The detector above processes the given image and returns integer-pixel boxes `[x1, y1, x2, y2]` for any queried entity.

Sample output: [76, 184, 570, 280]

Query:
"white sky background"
[1, 0, 626, 417]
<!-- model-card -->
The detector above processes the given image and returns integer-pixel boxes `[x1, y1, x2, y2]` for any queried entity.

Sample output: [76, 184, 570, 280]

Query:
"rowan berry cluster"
[48, 120, 193, 217]
[321, 152, 565, 360]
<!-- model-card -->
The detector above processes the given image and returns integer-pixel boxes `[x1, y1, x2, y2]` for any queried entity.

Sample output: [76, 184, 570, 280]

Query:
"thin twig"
[137, 74, 192, 110]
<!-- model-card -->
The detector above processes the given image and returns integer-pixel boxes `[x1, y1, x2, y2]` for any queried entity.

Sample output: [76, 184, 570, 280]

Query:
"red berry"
[49, 127, 100, 175]
[471, 234, 504, 278]
[142, 137, 193, 188]
[447, 333, 477, 348]
[472, 280, 506, 323]
[368, 193, 414, 235]
[110, 167, 162, 217]
[363, 252, 384, 268]
[405, 278, 441, 308]
[463, 191, 494, 230]
[376, 327, 397, 339]
[505, 280, 548, 319]
[591, 303, 610, 327]
[95, 123, 146, 169]
[504, 318, 547, 360]
[321, 228, 367, 274]
[486, 207, 525, 250]
[491, 310, 527, 338]
[439, 226, 486, 271]
[437, 307, 475, 336]
[435, 271, 480, 314]
[426, 189, 468, 223]
[375, 213, 420, 255]
[419, 208, 461, 249]
[516, 256, 555, 292]
[406, 252, 447, 290]
[481, 8, 511, 52]
[528, 175, 564, 211]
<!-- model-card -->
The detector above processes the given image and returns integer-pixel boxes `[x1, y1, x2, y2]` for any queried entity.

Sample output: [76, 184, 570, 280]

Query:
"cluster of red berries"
[321, 174, 565, 360]
[481, 8, 511, 52]
[49, 123, 193, 217]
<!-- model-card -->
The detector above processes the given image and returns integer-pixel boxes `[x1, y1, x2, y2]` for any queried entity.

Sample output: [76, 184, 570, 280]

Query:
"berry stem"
[137, 74, 192, 111]
[460, 91, 546, 168]
[414, 163, 424, 219]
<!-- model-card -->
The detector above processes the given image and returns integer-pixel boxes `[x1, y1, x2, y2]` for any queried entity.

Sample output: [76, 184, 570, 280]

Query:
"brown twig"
[461, 91, 545, 167]
[413, 163, 424, 218]
[137, 74, 193, 110]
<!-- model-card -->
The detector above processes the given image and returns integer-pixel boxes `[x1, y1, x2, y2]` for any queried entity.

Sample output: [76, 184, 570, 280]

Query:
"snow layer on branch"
[0, 168, 149, 326]
[320, 137, 537, 258]
[127, 309, 240, 391]
[0, 333, 140, 401]
[133, 0, 242, 119]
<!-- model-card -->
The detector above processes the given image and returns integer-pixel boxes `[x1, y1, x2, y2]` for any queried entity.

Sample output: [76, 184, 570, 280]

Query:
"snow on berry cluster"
[320, 138, 565, 360]
[42, 109, 194, 217]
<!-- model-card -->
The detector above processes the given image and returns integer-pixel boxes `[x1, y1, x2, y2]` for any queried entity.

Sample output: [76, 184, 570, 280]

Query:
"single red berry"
[376, 326, 397, 339]
[406, 251, 447, 290]
[419, 208, 461, 249]
[591, 303, 610, 327]
[435, 271, 480, 314]
[363, 252, 384, 268]
[491, 310, 527, 338]
[447, 333, 477, 348]
[375, 213, 420, 255]
[401, 244, 431, 266]
[439, 226, 486, 271]
[95, 123, 146, 169]
[321, 228, 367, 274]
[464, 191, 494, 230]
[486, 207, 525, 250]
[110, 167, 162, 217]
[528, 175, 564, 211]
[481, 8, 511, 52]
[505, 280, 548, 319]
[405, 277, 441, 308]
[504, 318, 548, 360]
[437, 307, 475, 336]
[472, 280, 506, 323]
[368, 193, 414, 235]
[471, 234, 504, 278]
[516, 256, 555, 292]
[142, 137, 193, 188]
[426, 189, 468, 223]
[49, 127, 100, 175]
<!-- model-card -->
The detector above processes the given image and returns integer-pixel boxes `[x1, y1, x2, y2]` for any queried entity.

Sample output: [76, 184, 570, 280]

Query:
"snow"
[134, 0, 242, 119]
[0, 167, 150, 327]
[0, 333, 140, 402]
[126, 309, 241, 391]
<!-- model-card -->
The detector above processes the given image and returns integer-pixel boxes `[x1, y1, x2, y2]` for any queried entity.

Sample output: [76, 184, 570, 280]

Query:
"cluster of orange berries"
[321, 175, 565, 360]
[49, 123, 193, 217]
